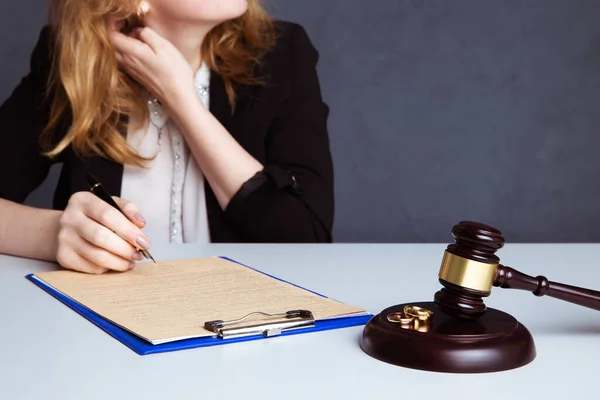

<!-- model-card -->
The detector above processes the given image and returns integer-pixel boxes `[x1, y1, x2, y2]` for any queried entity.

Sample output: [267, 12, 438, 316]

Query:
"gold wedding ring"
[403, 305, 434, 321]
[387, 312, 414, 327]
[387, 305, 434, 333]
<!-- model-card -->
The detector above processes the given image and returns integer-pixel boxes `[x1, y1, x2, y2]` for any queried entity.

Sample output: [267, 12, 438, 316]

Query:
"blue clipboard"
[26, 256, 373, 355]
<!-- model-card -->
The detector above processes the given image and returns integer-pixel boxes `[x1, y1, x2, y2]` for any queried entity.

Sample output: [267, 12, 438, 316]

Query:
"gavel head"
[433, 221, 505, 320]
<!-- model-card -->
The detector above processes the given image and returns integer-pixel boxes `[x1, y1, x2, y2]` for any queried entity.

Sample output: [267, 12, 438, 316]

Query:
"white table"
[1, 243, 599, 400]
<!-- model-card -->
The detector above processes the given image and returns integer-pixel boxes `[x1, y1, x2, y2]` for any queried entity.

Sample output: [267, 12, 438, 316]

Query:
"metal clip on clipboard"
[204, 310, 315, 339]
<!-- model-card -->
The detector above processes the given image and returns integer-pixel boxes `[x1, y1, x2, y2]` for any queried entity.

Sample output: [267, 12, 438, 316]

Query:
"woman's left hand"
[109, 23, 196, 110]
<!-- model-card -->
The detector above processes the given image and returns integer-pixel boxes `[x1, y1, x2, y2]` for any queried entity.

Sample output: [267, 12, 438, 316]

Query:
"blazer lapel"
[209, 70, 256, 136]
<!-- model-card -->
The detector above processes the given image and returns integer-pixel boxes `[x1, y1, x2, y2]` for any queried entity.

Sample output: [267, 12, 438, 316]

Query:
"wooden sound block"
[359, 301, 536, 373]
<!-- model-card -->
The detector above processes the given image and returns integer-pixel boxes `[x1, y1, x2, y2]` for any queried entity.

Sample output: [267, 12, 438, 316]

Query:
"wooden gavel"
[433, 221, 600, 320]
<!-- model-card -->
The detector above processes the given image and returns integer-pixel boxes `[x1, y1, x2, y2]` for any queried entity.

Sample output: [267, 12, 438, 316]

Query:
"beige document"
[31, 257, 367, 344]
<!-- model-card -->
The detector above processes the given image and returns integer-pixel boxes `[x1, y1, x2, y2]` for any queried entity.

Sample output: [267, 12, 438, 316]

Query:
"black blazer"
[0, 21, 334, 243]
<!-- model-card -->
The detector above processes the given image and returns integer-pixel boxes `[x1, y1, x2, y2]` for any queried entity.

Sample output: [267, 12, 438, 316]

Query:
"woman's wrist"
[167, 86, 206, 124]
[0, 199, 62, 262]
[27, 207, 62, 262]
[44, 210, 62, 262]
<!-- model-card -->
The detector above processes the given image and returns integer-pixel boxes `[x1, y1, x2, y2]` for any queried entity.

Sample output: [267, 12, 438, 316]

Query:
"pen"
[85, 172, 157, 265]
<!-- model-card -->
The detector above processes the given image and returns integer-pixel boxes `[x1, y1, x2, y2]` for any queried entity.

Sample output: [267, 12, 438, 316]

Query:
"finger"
[56, 245, 109, 275]
[136, 27, 164, 53]
[113, 59, 157, 99]
[74, 193, 152, 251]
[113, 45, 151, 82]
[114, 51, 140, 78]
[76, 216, 144, 262]
[72, 233, 136, 272]
[113, 196, 146, 228]
[114, 60, 155, 97]
[110, 30, 153, 61]
[74, 255, 111, 274]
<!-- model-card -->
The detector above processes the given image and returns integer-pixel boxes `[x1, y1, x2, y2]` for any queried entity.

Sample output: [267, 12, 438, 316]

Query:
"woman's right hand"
[55, 191, 151, 274]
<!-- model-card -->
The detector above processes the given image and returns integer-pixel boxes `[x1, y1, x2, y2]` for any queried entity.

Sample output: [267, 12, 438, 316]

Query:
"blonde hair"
[43, 0, 275, 166]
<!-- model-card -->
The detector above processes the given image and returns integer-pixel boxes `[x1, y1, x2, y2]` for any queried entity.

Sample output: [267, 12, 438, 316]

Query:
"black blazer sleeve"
[0, 26, 56, 203]
[223, 24, 335, 243]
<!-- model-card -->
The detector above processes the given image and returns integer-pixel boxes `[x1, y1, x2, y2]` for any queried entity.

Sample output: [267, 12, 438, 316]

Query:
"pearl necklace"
[145, 67, 210, 242]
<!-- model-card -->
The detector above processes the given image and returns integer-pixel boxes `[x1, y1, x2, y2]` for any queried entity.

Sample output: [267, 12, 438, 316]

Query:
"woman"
[0, 0, 334, 274]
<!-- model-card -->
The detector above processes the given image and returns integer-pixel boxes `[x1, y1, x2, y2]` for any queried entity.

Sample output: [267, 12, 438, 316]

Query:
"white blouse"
[120, 63, 211, 244]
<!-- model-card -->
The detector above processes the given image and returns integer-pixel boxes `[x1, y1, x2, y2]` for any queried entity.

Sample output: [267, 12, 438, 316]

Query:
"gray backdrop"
[2, 0, 600, 243]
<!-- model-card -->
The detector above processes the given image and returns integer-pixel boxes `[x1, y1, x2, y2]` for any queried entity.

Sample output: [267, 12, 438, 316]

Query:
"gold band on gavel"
[438, 251, 498, 293]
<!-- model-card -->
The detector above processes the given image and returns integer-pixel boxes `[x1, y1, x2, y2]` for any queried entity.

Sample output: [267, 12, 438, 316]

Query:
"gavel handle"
[493, 266, 600, 312]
